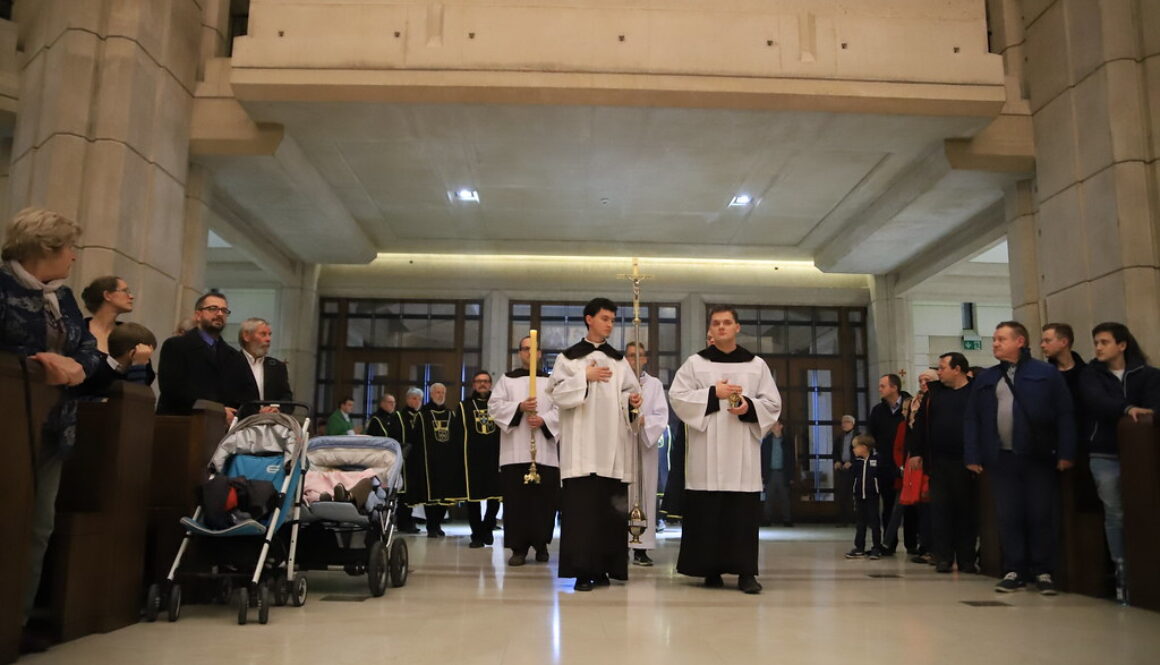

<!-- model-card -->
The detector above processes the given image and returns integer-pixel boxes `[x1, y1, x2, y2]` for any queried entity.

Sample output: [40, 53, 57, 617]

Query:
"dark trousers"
[834, 467, 854, 525]
[763, 472, 792, 524]
[425, 504, 447, 534]
[884, 502, 930, 553]
[397, 504, 416, 531]
[676, 491, 761, 577]
[989, 451, 1059, 577]
[854, 497, 881, 551]
[930, 457, 978, 569]
[467, 499, 501, 543]
[558, 476, 629, 581]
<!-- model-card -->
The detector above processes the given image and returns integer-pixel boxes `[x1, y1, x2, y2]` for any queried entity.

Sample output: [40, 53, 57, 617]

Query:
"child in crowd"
[845, 435, 884, 560]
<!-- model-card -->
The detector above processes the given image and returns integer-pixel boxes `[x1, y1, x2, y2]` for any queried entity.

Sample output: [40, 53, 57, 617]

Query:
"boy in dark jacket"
[845, 435, 884, 560]
[1078, 322, 1160, 597]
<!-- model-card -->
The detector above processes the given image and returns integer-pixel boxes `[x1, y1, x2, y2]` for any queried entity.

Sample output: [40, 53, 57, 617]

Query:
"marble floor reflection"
[23, 523, 1160, 664]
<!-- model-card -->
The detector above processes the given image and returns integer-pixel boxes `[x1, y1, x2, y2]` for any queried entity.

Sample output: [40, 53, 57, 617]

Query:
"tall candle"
[528, 329, 538, 398]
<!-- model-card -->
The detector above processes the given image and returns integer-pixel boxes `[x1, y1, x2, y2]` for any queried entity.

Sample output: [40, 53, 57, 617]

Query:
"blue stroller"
[144, 408, 310, 625]
[297, 435, 409, 596]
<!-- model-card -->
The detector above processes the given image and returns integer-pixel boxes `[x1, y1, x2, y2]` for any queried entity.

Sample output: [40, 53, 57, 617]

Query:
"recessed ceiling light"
[729, 194, 752, 207]
[454, 189, 480, 203]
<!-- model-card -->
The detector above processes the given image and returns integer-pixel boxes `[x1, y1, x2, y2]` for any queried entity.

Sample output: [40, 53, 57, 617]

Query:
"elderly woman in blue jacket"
[1, 207, 101, 651]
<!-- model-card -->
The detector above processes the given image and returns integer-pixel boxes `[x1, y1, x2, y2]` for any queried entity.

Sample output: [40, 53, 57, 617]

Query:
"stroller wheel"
[236, 587, 249, 625]
[257, 584, 271, 625]
[368, 540, 388, 597]
[291, 576, 308, 607]
[167, 584, 182, 622]
[144, 583, 161, 622]
[390, 538, 409, 588]
[273, 575, 289, 606]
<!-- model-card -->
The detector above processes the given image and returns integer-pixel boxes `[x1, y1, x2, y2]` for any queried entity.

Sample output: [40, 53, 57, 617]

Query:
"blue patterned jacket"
[1, 262, 102, 455]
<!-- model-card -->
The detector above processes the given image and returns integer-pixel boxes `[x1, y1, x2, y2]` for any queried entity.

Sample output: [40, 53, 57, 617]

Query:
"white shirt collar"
[242, 349, 264, 366]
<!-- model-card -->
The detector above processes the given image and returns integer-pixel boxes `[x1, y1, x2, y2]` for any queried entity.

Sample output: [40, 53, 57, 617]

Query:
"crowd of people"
[5, 207, 1157, 650]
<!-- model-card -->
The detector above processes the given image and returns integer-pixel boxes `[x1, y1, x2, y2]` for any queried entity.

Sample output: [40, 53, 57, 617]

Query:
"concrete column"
[9, 0, 206, 342]
[868, 275, 915, 392]
[1021, 0, 1160, 353]
[278, 264, 320, 402]
[482, 290, 510, 376]
[1005, 178, 1044, 335]
[680, 293, 705, 361]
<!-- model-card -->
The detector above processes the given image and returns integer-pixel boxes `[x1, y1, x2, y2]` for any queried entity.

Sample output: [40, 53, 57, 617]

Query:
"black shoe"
[469, 539, 485, 549]
[593, 574, 611, 587]
[534, 548, 550, 563]
[995, 572, 1025, 593]
[881, 546, 897, 557]
[1035, 573, 1058, 596]
[483, 532, 495, 546]
[868, 547, 885, 560]
[633, 551, 654, 567]
[508, 552, 527, 566]
[435, 528, 446, 537]
[960, 564, 981, 575]
[574, 578, 594, 592]
[935, 561, 952, 573]
[704, 574, 724, 588]
[19, 629, 52, 655]
[844, 549, 866, 559]
[738, 575, 763, 594]
[428, 530, 440, 538]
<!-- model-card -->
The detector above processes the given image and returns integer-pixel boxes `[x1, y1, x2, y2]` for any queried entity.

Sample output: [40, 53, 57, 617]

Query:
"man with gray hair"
[237, 317, 292, 405]
[832, 414, 859, 526]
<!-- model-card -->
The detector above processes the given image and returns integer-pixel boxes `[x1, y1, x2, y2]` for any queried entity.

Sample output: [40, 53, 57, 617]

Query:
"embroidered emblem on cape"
[431, 411, 451, 442]
[473, 404, 496, 435]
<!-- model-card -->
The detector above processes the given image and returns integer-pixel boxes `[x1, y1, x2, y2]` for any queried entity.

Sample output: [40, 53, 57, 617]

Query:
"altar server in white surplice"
[670, 305, 781, 594]
[546, 297, 642, 592]
[624, 341, 668, 566]
[488, 335, 560, 567]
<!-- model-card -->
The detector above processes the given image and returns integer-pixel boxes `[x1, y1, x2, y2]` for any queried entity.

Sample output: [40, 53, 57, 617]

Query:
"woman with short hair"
[79, 274, 155, 387]
[1, 207, 102, 653]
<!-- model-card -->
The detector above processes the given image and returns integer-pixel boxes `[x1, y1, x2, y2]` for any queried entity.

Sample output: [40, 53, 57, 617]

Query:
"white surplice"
[547, 341, 640, 481]
[488, 370, 560, 468]
[669, 348, 781, 492]
[627, 371, 669, 550]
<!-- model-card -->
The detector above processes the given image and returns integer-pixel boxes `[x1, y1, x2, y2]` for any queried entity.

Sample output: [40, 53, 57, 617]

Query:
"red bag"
[899, 462, 930, 505]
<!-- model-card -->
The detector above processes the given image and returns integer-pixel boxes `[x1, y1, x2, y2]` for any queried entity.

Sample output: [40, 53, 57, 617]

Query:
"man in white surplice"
[670, 305, 781, 594]
[546, 297, 642, 592]
[624, 341, 669, 567]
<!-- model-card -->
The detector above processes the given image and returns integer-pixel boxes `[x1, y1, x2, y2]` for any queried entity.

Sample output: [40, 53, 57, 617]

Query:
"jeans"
[1089, 456, 1124, 573]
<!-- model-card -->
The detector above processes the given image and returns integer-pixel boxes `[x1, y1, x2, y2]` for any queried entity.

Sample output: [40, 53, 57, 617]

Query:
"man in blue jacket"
[1078, 322, 1160, 599]
[964, 321, 1076, 595]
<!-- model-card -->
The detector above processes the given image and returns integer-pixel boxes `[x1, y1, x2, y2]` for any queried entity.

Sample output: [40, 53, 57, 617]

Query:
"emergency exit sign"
[963, 338, 983, 351]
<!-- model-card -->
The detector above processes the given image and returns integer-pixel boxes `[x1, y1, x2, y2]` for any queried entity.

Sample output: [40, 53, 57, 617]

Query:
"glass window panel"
[758, 323, 786, 355]
[426, 318, 456, 348]
[541, 322, 577, 350]
[317, 352, 333, 382]
[788, 325, 812, 355]
[788, 308, 811, 323]
[511, 321, 531, 348]
[814, 325, 839, 354]
[762, 307, 786, 322]
[403, 302, 428, 315]
[347, 318, 372, 347]
[541, 305, 578, 319]
[857, 359, 867, 388]
[855, 329, 866, 355]
[431, 303, 455, 316]
[817, 308, 839, 323]
[351, 362, 366, 381]
[322, 300, 339, 314]
[736, 330, 759, 351]
[315, 383, 332, 417]
[659, 306, 678, 320]
[465, 303, 482, 317]
[809, 459, 835, 495]
[857, 390, 869, 421]
[807, 391, 833, 422]
[736, 308, 757, 324]
[659, 322, 677, 350]
[806, 369, 832, 389]
[848, 309, 863, 323]
[606, 327, 627, 350]
[512, 303, 531, 318]
[463, 319, 480, 348]
[319, 318, 334, 347]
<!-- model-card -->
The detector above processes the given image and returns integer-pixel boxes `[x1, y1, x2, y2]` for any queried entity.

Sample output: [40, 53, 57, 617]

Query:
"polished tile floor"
[24, 524, 1160, 664]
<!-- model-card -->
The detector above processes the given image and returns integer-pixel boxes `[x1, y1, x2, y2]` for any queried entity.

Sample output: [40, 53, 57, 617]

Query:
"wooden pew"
[1056, 456, 1112, 596]
[1118, 414, 1160, 610]
[49, 382, 157, 641]
[0, 354, 61, 665]
[144, 401, 227, 585]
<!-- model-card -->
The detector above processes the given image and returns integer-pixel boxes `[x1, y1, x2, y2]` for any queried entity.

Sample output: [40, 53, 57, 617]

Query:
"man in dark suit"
[760, 420, 796, 526]
[236, 317, 293, 407]
[157, 291, 251, 421]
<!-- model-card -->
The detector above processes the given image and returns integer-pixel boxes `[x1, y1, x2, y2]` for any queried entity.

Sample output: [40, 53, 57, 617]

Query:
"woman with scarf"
[1, 208, 101, 653]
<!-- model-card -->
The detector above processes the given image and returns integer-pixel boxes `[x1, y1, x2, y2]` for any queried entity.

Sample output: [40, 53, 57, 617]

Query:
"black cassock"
[460, 394, 502, 501]
[421, 402, 467, 504]
[660, 420, 688, 519]
[401, 406, 428, 506]
[365, 409, 408, 488]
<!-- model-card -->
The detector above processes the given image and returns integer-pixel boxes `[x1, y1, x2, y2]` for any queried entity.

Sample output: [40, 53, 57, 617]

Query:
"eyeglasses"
[198, 305, 231, 315]
[112, 288, 133, 296]
[518, 346, 531, 351]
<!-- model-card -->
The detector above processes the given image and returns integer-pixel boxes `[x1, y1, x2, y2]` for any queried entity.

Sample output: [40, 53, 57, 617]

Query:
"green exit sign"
[963, 338, 983, 351]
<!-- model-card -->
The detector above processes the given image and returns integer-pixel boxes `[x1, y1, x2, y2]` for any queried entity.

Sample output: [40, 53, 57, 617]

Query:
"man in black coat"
[236, 317, 294, 408]
[157, 292, 251, 422]
[867, 374, 908, 551]
[760, 420, 796, 526]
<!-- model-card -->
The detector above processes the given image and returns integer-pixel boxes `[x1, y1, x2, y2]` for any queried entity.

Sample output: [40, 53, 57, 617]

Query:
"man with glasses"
[460, 371, 503, 548]
[157, 291, 250, 423]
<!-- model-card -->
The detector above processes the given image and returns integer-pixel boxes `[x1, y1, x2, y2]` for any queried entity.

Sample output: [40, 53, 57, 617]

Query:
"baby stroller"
[144, 405, 310, 625]
[297, 435, 409, 596]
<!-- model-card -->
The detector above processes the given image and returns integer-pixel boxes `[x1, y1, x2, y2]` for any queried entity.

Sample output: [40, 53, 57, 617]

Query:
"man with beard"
[489, 337, 560, 565]
[157, 291, 250, 423]
[420, 383, 466, 537]
[460, 371, 503, 548]
[547, 297, 642, 591]
[670, 305, 781, 594]
[366, 393, 419, 533]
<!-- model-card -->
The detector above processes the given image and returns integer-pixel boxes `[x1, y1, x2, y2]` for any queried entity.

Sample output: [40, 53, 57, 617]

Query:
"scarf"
[7, 259, 64, 320]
